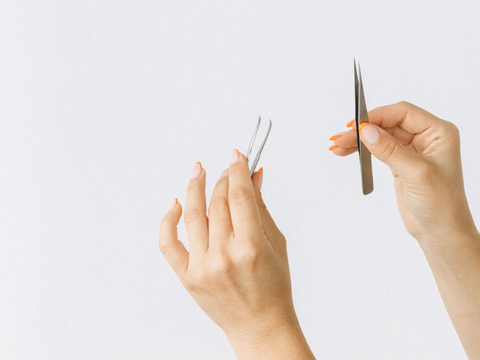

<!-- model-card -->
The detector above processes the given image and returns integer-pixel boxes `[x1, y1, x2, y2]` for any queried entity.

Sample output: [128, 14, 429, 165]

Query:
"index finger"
[228, 149, 263, 241]
[368, 101, 439, 135]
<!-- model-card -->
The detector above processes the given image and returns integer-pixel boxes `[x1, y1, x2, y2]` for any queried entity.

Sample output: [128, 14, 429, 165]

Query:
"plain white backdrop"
[1, 0, 480, 359]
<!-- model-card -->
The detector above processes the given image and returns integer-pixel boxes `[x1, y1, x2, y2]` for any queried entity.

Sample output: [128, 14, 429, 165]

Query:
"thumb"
[359, 122, 419, 176]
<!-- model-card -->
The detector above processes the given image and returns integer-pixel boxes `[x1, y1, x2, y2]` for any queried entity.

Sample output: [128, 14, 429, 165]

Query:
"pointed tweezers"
[354, 59, 374, 195]
[246, 116, 272, 176]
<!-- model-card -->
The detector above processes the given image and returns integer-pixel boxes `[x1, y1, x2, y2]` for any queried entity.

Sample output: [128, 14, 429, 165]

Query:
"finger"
[330, 146, 357, 157]
[359, 122, 421, 177]
[368, 101, 438, 135]
[252, 168, 286, 251]
[388, 125, 415, 145]
[184, 162, 209, 253]
[208, 168, 233, 248]
[228, 149, 263, 241]
[159, 200, 189, 278]
[332, 126, 414, 150]
[331, 129, 358, 149]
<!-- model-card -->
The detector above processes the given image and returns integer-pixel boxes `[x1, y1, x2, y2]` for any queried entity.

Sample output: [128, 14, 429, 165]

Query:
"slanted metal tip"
[246, 116, 273, 176]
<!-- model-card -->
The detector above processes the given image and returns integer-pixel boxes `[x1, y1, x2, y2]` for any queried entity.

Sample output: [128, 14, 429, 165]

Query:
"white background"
[1, 1, 480, 359]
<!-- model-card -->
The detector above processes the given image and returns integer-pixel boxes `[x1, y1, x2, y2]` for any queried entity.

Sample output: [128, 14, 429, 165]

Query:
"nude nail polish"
[220, 168, 229, 178]
[191, 162, 202, 179]
[230, 149, 239, 164]
[169, 198, 178, 211]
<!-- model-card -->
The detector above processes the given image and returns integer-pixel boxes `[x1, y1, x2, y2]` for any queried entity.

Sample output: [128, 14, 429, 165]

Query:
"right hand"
[330, 101, 478, 243]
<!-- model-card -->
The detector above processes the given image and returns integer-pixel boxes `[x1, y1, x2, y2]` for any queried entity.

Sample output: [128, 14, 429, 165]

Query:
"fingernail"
[359, 123, 380, 144]
[258, 167, 263, 190]
[191, 162, 202, 179]
[329, 132, 346, 141]
[230, 149, 239, 164]
[220, 168, 229, 178]
[346, 119, 354, 127]
[329, 145, 338, 151]
[169, 198, 178, 211]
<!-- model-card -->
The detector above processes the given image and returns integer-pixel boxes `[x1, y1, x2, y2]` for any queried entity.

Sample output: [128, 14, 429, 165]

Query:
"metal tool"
[354, 59, 374, 195]
[246, 116, 272, 176]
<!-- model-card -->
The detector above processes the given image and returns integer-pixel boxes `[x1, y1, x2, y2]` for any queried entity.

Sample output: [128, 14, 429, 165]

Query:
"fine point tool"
[354, 59, 374, 195]
[246, 116, 272, 176]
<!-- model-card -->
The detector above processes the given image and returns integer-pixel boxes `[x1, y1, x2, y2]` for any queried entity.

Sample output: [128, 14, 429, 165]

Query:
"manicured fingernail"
[230, 149, 239, 164]
[258, 167, 263, 190]
[329, 145, 338, 151]
[346, 119, 354, 127]
[359, 123, 380, 144]
[220, 168, 229, 178]
[191, 162, 202, 179]
[169, 198, 178, 211]
[329, 132, 346, 141]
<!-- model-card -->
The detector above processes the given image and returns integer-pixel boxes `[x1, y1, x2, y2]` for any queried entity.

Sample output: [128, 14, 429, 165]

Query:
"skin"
[159, 152, 315, 359]
[331, 102, 480, 358]
[160, 101, 480, 359]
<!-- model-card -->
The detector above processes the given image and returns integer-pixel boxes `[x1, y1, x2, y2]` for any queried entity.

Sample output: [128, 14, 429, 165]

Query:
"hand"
[330, 101, 478, 243]
[159, 150, 315, 359]
[331, 102, 480, 358]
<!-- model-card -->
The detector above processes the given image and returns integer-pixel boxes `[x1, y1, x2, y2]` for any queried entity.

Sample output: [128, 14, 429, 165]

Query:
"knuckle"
[239, 244, 262, 265]
[210, 257, 234, 276]
[208, 197, 228, 214]
[230, 185, 253, 204]
[183, 277, 199, 292]
[443, 121, 460, 139]
[257, 197, 268, 210]
[158, 241, 170, 255]
[278, 232, 287, 246]
[184, 269, 208, 292]
[398, 100, 413, 108]
[378, 137, 398, 160]
[183, 208, 204, 225]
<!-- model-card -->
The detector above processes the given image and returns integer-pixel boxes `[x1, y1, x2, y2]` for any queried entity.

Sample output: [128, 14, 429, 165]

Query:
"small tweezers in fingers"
[246, 116, 272, 177]
[354, 59, 374, 195]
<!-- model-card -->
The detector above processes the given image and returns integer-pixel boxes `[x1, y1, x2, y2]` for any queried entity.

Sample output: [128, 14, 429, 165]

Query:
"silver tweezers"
[246, 116, 272, 176]
[354, 59, 374, 195]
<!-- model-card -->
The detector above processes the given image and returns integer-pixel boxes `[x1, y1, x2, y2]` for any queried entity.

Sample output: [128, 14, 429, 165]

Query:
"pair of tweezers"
[246, 116, 272, 176]
[354, 60, 374, 195]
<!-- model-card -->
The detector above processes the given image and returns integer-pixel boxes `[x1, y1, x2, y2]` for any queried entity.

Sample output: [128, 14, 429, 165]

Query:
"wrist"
[225, 310, 315, 360]
[415, 222, 480, 251]
[417, 228, 480, 265]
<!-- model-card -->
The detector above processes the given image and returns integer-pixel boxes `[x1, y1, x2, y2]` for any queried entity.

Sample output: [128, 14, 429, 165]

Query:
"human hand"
[330, 101, 477, 244]
[159, 150, 314, 359]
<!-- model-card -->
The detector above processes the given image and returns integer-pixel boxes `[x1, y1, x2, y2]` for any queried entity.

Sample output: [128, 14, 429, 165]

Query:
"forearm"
[225, 313, 316, 360]
[418, 230, 480, 359]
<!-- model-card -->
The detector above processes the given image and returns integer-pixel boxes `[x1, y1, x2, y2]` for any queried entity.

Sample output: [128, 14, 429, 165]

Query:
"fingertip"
[189, 162, 207, 181]
[169, 198, 178, 212]
[230, 149, 239, 164]
[220, 167, 229, 178]
[359, 123, 380, 145]
[228, 150, 250, 178]
[164, 198, 182, 223]
[251, 168, 263, 194]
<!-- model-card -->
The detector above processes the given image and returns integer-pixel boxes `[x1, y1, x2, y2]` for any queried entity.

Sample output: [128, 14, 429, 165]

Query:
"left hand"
[159, 150, 298, 344]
